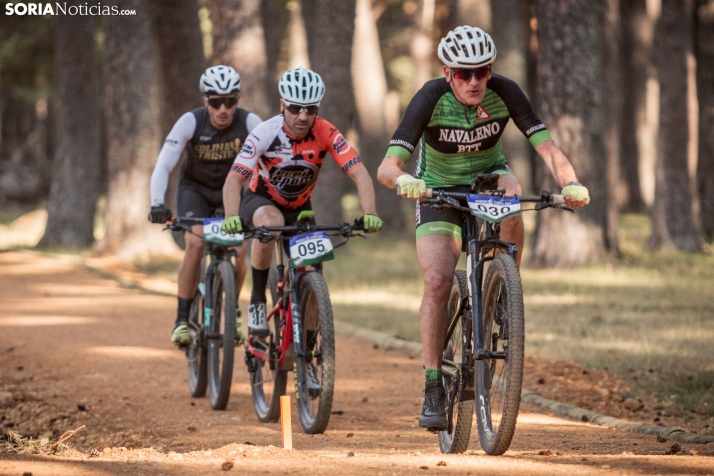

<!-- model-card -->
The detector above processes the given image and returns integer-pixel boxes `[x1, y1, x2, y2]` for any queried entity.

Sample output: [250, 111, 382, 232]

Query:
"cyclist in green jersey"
[377, 26, 590, 431]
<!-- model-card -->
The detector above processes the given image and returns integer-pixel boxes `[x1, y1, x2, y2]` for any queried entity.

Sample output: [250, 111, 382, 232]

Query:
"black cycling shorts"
[176, 178, 223, 220]
[239, 191, 314, 227]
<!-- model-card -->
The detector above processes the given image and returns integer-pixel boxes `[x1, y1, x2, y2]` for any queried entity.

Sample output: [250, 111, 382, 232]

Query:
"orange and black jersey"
[230, 115, 362, 209]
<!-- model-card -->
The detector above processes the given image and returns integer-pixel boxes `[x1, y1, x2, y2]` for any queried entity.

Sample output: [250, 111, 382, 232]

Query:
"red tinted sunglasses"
[450, 66, 491, 82]
[207, 96, 238, 109]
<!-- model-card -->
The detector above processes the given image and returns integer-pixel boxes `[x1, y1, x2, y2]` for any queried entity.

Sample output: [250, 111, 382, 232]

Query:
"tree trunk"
[491, 0, 530, 192]
[523, 0, 539, 193]
[261, 0, 291, 117]
[619, 0, 649, 213]
[352, 0, 405, 233]
[603, 0, 621, 251]
[411, 0, 436, 92]
[301, 0, 357, 225]
[696, 0, 714, 241]
[457, 0, 491, 30]
[649, 0, 701, 251]
[530, 1, 609, 267]
[150, 0, 206, 213]
[209, 0, 270, 120]
[39, 7, 101, 249]
[101, 0, 167, 256]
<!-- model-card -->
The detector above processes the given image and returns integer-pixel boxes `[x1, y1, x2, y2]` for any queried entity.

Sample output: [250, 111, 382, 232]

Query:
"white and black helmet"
[199, 65, 241, 95]
[438, 26, 497, 68]
[278, 67, 325, 105]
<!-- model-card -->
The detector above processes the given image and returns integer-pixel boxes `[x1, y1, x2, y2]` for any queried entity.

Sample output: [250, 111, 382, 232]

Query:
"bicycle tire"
[438, 270, 475, 454]
[295, 271, 335, 434]
[207, 259, 236, 410]
[187, 290, 208, 397]
[249, 267, 288, 422]
[475, 254, 524, 455]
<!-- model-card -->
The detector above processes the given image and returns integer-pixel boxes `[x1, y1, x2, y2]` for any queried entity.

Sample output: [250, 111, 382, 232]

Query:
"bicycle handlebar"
[422, 188, 565, 204]
[165, 217, 366, 243]
[409, 188, 573, 213]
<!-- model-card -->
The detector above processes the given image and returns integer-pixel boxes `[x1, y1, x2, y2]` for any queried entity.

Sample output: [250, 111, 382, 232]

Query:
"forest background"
[2, 0, 714, 430]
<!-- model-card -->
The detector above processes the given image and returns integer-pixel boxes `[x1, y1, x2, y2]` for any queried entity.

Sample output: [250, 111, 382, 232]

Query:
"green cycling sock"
[425, 368, 442, 390]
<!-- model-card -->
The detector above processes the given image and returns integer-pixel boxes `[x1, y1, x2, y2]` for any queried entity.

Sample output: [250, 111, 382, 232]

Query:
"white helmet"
[438, 26, 497, 68]
[199, 65, 241, 95]
[278, 67, 325, 105]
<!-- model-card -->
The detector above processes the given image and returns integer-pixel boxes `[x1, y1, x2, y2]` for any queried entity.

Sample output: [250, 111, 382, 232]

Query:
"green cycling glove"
[396, 174, 427, 199]
[361, 214, 383, 233]
[221, 216, 243, 234]
[560, 182, 590, 205]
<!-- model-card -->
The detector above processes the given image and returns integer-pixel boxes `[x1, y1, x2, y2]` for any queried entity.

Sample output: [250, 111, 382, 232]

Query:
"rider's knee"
[499, 175, 522, 196]
[185, 233, 206, 255]
[423, 272, 453, 297]
[254, 206, 285, 227]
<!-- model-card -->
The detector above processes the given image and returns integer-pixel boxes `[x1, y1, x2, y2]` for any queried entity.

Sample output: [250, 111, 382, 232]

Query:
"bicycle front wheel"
[187, 291, 207, 397]
[207, 260, 236, 410]
[439, 270, 474, 454]
[475, 253, 525, 455]
[249, 267, 288, 422]
[295, 272, 335, 434]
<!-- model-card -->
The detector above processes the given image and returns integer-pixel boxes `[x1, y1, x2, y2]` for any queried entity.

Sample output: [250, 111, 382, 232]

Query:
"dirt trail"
[0, 251, 712, 475]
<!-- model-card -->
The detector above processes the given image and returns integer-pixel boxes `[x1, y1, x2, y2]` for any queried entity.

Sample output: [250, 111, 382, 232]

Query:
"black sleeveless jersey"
[180, 107, 251, 189]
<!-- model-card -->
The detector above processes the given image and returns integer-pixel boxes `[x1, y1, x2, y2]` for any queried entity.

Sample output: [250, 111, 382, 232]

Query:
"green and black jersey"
[386, 74, 551, 188]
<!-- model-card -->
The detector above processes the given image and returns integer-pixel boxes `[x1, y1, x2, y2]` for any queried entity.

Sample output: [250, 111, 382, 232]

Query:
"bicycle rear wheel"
[475, 254, 524, 455]
[207, 260, 236, 410]
[249, 267, 288, 422]
[187, 291, 207, 397]
[439, 270, 474, 454]
[295, 271, 335, 434]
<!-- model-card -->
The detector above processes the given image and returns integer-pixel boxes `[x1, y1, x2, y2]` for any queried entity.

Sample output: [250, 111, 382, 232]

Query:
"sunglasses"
[207, 96, 238, 109]
[450, 66, 491, 82]
[284, 103, 319, 116]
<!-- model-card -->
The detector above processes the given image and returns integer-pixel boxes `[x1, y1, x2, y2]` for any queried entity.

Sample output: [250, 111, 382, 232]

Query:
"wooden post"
[280, 395, 292, 450]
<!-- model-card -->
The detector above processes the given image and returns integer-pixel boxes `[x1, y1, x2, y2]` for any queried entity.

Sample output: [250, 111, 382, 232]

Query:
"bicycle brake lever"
[443, 197, 461, 208]
[558, 204, 575, 213]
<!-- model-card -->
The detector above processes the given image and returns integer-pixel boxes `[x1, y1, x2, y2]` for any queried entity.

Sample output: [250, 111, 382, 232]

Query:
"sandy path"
[0, 251, 711, 475]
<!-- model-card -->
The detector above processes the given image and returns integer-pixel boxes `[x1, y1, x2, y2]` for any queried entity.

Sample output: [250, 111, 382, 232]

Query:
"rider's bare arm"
[535, 140, 579, 187]
[534, 140, 588, 208]
[347, 165, 378, 216]
[223, 173, 245, 218]
[377, 156, 408, 189]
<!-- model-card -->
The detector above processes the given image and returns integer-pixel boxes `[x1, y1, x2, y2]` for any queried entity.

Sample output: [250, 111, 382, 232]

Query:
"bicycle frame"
[246, 237, 309, 372]
[437, 190, 570, 394]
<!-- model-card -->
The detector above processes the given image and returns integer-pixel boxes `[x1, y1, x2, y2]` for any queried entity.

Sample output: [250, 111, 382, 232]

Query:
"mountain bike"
[167, 215, 244, 411]
[242, 214, 366, 434]
[412, 173, 573, 455]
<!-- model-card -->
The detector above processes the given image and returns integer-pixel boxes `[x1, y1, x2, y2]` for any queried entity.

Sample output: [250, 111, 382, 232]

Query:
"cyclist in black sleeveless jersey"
[148, 65, 262, 347]
[378, 26, 590, 431]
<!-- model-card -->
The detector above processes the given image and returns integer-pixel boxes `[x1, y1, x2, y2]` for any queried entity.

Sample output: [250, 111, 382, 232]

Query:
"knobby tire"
[475, 254, 524, 455]
[208, 260, 236, 410]
[438, 270, 475, 454]
[249, 267, 288, 422]
[187, 290, 208, 398]
[295, 272, 335, 434]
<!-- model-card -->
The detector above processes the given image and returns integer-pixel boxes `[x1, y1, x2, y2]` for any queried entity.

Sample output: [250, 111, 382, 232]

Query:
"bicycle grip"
[552, 194, 565, 205]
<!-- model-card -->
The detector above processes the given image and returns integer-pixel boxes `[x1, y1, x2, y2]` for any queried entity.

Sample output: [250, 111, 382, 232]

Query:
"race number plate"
[466, 194, 521, 223]
[289, 231, 334, 267]
[202, 218, 244, 246]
